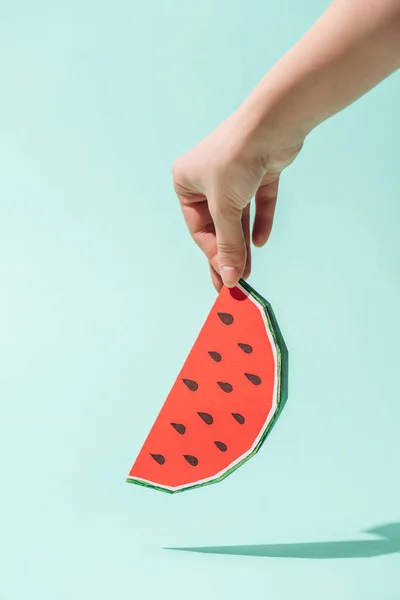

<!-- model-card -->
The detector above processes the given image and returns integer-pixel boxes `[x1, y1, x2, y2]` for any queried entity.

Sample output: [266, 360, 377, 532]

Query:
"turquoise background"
[1, 1, 399, 598]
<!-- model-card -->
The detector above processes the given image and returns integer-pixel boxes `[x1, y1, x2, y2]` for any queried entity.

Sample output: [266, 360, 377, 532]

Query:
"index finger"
[179, 195, 218, 270]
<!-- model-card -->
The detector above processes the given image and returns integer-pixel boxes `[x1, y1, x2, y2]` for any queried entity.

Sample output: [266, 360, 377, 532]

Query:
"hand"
[173, 0, 400, 292]
[172, 108, 303, 290]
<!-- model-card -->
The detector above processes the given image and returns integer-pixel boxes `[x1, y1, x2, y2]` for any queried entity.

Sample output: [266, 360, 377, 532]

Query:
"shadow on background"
[165, 523, 400, 559]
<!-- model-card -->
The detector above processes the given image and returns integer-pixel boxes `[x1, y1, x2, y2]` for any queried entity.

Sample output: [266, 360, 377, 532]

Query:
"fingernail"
[220, 266, 238, 287]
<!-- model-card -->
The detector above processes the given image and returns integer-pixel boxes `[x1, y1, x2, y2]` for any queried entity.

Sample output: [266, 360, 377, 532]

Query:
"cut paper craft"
[127, 278, 288, 494]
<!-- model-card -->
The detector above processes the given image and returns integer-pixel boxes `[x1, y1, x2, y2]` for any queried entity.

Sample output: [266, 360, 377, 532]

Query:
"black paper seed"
[182, 378, 198, 391]
[232, 413, 245, 424]
[171, 423, 186, 435]
[217, 381, 233, 393]
[217, 312, 234, 325]
[214, 441, 227, 452]
[150, 454, 165, 465]
[197, 412, 214, 425]
[245, 373, 262, 385]
[238, 343, 253, 354]
[184, 455, 198, 466]
[208, 351, 222, 362]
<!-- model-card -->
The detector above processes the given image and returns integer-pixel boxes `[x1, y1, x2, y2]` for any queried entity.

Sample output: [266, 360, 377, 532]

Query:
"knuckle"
[210, 201, 241, 222]
[217, 241, 245, 258]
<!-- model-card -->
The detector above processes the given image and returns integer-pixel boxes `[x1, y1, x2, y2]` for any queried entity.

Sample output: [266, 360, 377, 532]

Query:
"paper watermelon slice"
[127, 278, 288, 493]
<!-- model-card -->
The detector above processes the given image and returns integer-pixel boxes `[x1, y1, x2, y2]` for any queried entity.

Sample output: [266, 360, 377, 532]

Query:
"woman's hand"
[172, 0, 399, 291]
[173, 108, 303, 290]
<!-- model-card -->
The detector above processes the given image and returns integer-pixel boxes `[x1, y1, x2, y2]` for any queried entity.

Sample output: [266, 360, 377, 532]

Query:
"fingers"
[209, 262, 223, 292]
[179, 196, 222, 289]
[210, 200, 246, 288]
[208, 206, 249, 291]
[252, 177, 280, 247]
[179, 197, 218, 263]
[177, 189, 249, 290]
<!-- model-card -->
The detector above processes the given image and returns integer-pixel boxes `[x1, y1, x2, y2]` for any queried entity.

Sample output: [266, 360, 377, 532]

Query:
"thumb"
[210, 202, 246, 288]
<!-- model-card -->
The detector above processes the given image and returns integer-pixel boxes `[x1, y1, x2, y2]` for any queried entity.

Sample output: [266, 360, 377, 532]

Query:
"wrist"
[234, 79, 309, 162]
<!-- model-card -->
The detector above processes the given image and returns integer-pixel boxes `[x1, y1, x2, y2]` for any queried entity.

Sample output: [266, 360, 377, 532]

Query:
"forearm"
[242, 0, 400, 142]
